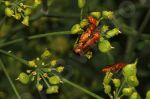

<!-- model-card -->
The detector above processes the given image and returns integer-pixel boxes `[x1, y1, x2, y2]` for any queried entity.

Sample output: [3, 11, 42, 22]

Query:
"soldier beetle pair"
[74, 16, 100, 55]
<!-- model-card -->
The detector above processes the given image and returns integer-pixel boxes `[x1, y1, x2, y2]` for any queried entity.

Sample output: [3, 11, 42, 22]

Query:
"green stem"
[0, 31, 71, 48]
[139, 9, 150, 32]
[116, 79, 126, 97]
[28, 31, 71, 39]
[80, 8, 84, 20]
[114, 88, 119, 99]
[0, 59, 21, 99]
[40, 73, 50, 87]
[120, 94, 124, 98]
[0, 49, 28, 65]
[62, 78, 104, 99]
[108, 93, 113, 99]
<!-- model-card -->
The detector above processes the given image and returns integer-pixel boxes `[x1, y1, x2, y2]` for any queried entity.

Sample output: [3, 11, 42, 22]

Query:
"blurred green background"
[0, 0, 150, 99]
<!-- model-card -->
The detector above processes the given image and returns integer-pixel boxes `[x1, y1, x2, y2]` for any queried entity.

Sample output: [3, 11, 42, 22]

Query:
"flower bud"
[122, 87, 133, 96]
[84, 51, 92, 59]
[34, 0, 42, 5]
[41, 50, 51, 59]
[42, 68, 51, 72]
[127, 76, 139, 87]
[56, 66, 64, 73]
[71, 24, 83, 34]
[17, 7, 22, 12]
[36, 84, 43, 91]
[80, 19, 89, 28]
[24, 8, 32, 15]
[103, 72, 113, 85]
[146, 90, 150, 99]
[36, 57, 40, 61]
[78, 0, 86, 9]
[28, 60, 37, 67]
[112, 79, 120, 88]
[101, 25, 109, 33]
[50, 60, 57, 67]
[98, 40, 112, 53]
[14, 13, 21, 20]
[102, 11, 114, 19]
[5, 1, 11, 6]
[19, 3, 24, 7]
[5, 7, 14, 17]
[105, 28, 121, 38]
[123, 60, 137, 77]
[17, 72, 29, 84]
[90, 12, 101, 19]
[22, 16, 29, 26]
[104, 84, 111, 94]
[130, 92, 140, 99]
[48, 76, 61, 84]
[46, 86, 59, 94]
[99, 37, 104, 42]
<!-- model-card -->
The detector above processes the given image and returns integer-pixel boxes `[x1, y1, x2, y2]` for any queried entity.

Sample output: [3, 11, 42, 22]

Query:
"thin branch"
[62, 78, 104, 99]
[0, 31, 71, 48]
[0, 59, 21, 99]
[0, 49, 28, 65]
[139, 9, 150, 32]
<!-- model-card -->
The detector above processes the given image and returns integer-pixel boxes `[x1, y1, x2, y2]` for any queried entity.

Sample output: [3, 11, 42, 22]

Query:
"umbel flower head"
[102, 59, 141, 98]
[3, 0, 35, 26]
[17, 50, 64, 94]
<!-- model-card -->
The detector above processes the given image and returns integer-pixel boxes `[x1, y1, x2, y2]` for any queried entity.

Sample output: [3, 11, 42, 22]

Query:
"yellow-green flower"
[22, 16, 29, 26]
[41, 50, 51, 59]
[112, 79, 120, 88]
[80, 19, 89, 28]
[105, 28, 121, 38]
[98, 40, 112, 53]
[101, 25, 109, 33]
[5, 7, 14, 17]
[90, 12, 101, 19]
[102, 11, 114, 19]
[36, 84, 43, 91]
[103, 72, 113, 85]
[48, 76, 61, 84]
[123, 60, 137, 77]
[17, 72, 29, 84]
[5, 1, 11, 6]
[104, 84, 111, 94]
[28, 60, 37, 67]
[14, 13, 21, 20]
[78, 0, 86, 8]
[122, 87, 133, 96]
[24, 8, 32, 15]
[71, 24, 83, 34]
[56, 66, 64, 73]
[46, 86, 59, 94]
[146, 90, 150, 99]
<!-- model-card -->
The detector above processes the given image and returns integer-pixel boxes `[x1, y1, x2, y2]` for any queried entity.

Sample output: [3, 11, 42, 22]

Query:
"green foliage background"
[0, 0, 150, 99]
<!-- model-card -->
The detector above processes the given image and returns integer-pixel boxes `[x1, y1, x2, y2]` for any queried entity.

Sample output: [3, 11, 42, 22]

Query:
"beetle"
[101, 63, 126, 73]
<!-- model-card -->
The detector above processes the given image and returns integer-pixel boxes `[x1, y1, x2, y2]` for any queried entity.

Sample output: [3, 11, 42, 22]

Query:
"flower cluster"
[2, 0, 41, 26]
[102, 60, 150, 99]
[17, 50, 64, 94]
[71, 11, 121, 58]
